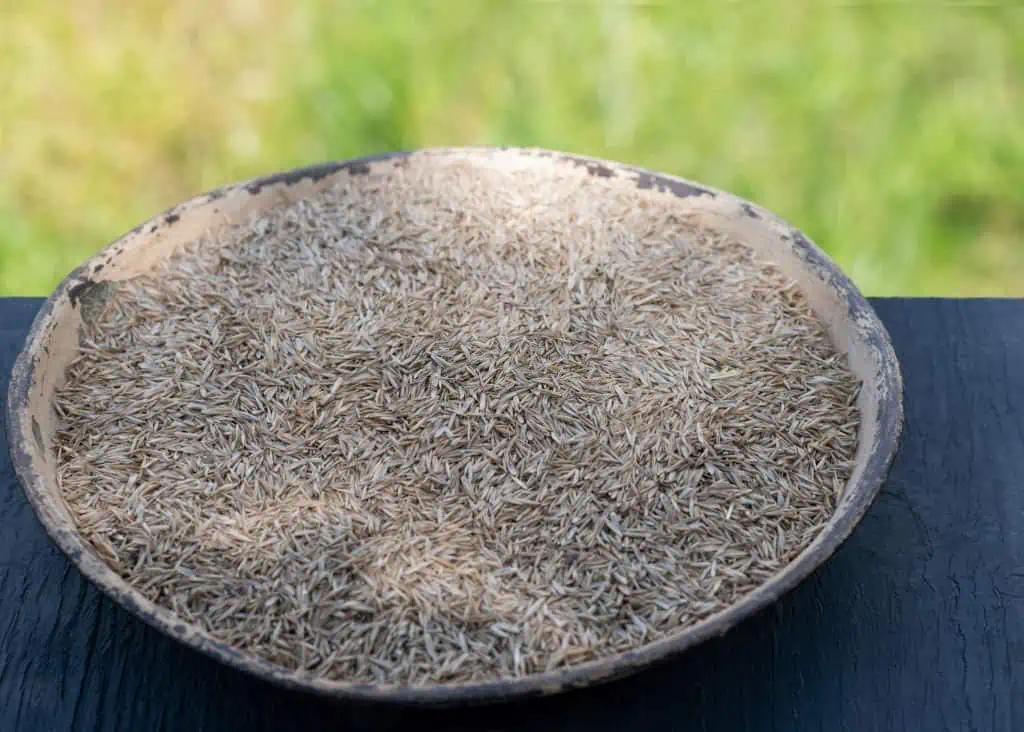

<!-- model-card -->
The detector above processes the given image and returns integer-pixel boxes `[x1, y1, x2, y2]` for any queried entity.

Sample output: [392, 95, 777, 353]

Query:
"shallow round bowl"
[6, 147, 903, 705]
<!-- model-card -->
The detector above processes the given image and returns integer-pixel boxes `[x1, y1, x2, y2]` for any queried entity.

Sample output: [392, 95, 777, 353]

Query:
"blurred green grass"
[2, 1, 1021, 296]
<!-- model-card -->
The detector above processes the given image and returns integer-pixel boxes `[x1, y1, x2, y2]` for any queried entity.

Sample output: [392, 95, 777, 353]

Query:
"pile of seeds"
[54, 154, 860, 685]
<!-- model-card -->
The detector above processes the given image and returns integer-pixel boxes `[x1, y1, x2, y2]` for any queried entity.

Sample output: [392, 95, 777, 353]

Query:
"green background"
[2, 1, 1021, 296]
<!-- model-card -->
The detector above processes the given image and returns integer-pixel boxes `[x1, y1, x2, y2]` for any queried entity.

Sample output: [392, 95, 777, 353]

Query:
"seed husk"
[54, 154, 860, 685]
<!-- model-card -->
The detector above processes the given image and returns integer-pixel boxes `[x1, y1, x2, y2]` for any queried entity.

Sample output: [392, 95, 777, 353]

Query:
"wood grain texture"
[1, 297, 1021, 731]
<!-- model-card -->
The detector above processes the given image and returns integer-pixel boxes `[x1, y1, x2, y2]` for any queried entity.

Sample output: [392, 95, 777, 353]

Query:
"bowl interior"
[7, 147, 903, 704]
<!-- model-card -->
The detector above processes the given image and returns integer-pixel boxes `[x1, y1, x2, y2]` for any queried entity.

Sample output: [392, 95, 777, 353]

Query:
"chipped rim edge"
[6, 147, 904, 707]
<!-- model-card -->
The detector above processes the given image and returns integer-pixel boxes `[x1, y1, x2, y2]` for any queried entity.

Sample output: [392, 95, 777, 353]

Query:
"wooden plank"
[1, 298, 1021, 731]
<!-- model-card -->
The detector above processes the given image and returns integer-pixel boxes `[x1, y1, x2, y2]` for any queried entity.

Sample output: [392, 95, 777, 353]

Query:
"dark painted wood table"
[2, 297, 1022, 731]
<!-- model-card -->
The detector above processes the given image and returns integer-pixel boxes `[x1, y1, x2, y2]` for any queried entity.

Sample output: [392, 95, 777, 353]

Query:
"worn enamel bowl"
[6, 147, 903, 706]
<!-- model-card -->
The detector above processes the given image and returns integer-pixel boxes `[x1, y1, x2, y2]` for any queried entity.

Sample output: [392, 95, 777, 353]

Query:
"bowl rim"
[6, 146, 904, 706]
